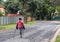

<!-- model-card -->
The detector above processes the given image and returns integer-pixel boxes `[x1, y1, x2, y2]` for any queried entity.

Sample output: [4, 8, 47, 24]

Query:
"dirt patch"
[0, 29, 8, 32]
[0, 28, 12, 33]
[57, 30, 60, 36]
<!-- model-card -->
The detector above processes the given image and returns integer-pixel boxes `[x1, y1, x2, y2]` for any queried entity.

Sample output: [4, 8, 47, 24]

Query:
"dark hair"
[19, 18, 22, 20]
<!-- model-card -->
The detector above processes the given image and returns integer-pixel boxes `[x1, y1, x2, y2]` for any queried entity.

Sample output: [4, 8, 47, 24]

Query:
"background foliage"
[0, 0, 56, 20]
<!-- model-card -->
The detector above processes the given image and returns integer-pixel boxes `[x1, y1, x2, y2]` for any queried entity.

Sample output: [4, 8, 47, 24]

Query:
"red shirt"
[16, 20, 24, 29]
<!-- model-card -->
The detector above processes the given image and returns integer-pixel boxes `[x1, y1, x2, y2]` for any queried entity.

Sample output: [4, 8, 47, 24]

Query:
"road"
[0, 21, 60, 42]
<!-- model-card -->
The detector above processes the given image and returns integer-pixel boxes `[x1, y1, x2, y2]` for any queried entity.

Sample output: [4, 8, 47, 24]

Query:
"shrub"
[0, 10, 3, 16]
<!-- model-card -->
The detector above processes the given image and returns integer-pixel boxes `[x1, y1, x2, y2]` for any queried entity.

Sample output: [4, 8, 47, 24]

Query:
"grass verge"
[0, 21, 36, 30]
[55, 35, 60, 42]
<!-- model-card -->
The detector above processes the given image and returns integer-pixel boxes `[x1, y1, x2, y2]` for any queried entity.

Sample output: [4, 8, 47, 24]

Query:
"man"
[16, 18, 25, 38]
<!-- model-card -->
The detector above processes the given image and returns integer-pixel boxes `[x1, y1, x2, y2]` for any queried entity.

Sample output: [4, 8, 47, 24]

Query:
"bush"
[56, 6, 60, 15]
[0, 10, 3, 16]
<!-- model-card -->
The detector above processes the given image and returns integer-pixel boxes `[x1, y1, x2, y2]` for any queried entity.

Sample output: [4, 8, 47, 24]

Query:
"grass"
[0, 21, 36, 30]
[55, 35, 60, 42]
[0, 24, 16, 30]
[25, 21, 36, 26]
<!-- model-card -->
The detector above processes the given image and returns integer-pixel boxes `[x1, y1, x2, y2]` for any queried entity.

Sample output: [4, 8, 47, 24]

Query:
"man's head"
[19, 18, 22, 20]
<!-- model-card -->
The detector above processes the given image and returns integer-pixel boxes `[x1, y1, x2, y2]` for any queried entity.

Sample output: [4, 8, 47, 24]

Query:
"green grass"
[55, 35, 60, 42]
[0, 22, 36, 30]
[25, 22, 36, 26]
[0, 24, 16, 29]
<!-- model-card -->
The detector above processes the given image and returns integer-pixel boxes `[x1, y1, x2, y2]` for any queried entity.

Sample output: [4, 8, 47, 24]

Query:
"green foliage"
[4, 0, 20, 14]
[27, 0, 54, 20]
[56, 6, 60, 15]
[0, 10, 3, 16]
[0, 0, 55, 20]
[55, 36, 60, 42]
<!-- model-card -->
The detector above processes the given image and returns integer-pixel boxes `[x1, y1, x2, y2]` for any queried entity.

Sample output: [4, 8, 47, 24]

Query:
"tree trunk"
[23, 15, 27, 23]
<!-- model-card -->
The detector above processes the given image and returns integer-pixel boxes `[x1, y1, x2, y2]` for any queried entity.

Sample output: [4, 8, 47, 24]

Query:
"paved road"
[0, 21, 60, 42]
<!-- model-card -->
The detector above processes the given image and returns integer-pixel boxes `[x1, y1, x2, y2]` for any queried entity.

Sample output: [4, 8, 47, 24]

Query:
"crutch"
[13, 29, 16, 39]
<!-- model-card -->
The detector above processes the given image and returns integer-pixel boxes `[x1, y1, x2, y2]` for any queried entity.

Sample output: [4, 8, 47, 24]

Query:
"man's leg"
[20, 29, 22, 38]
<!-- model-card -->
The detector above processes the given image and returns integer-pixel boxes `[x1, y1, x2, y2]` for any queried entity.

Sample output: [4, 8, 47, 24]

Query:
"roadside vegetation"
[0, 0, 55, 20]
[55, 35, 60, 42]
[0, 22, 36, 30]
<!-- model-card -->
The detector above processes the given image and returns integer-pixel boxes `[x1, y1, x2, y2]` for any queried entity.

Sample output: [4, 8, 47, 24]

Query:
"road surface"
[0, 21, 60, 42]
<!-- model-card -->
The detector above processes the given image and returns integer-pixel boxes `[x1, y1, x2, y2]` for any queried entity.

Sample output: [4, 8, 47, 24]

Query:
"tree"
[2, 0, 55, 20]
[27, 1, 37, 21]
[34, 0, 55, 20]
[44, 0, 55, 20]
[4, 0, 19, 14]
